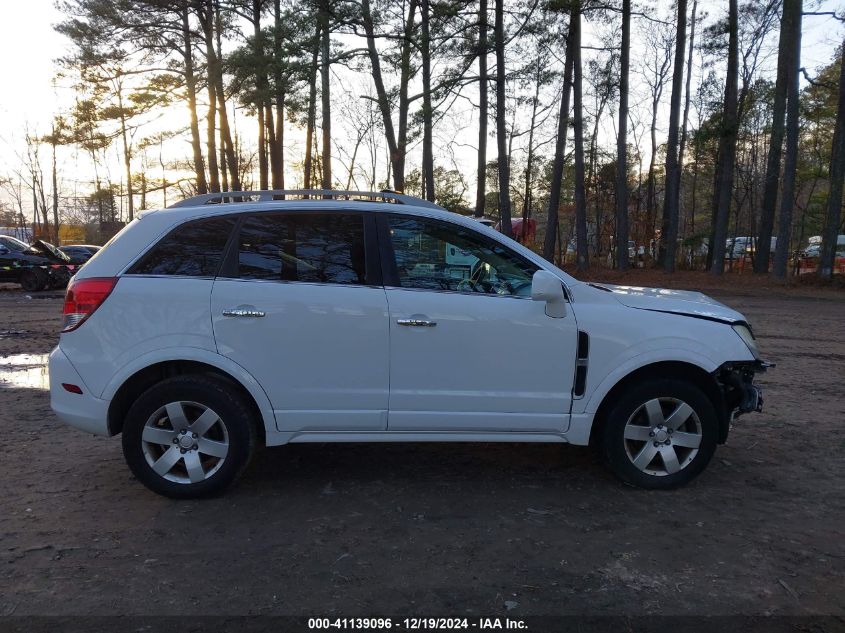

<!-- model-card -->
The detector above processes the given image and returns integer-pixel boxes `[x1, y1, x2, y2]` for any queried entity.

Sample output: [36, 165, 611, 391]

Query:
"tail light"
[62, 277, 118, 333]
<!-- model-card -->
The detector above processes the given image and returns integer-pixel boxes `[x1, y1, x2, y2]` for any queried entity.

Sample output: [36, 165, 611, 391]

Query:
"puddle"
[0, 353, 50, 390]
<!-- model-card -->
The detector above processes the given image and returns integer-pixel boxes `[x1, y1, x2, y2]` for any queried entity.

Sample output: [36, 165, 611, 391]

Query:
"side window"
[238, 213, 366, 285]
[387, 216, 538, 297]
[129, 216, 235, 277]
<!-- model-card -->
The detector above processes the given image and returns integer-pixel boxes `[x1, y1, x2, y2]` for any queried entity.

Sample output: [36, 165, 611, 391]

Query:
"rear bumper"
[49, 346, 111, 436]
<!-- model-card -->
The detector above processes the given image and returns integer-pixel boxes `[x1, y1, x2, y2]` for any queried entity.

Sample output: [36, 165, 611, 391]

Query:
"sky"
[0, 0, 843, 219]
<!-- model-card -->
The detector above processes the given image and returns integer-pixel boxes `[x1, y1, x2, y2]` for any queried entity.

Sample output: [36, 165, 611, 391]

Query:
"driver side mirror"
[531, 270, 567, 317]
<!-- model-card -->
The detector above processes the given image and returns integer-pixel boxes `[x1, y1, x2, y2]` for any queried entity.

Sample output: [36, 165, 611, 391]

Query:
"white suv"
[49, 190, 767, 498]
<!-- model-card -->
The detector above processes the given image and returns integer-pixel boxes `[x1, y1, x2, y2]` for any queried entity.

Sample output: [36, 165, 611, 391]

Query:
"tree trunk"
[395, 0, 416, 192]
[265, 101, 276, 187]
[219, 125, 228, 191]
[818, 40, 845, 278]
[587, 84, 608, 261]
[319, 0, 332, 190]
[661, 0, 687, 272]
[708, 0, 739, 275]
[677, 0, 697, 239]
[304, 22, 320, 189]
[257, 100, 267, 189]
[32, 186, 41, 236]
[421, 0, 435, 202]
[140, 170, 147, 211]
[773, 2, 802, 278]
[206, 78, 220, 192]
[50, 133, 60, 243]
[615, 0, 631, 270]
[37, 172, 49, 231]
[181, 5, 207, 194]
[572, 4, 588, 270]
[116, 85, 135, 220]
[271, 0, 285, 189]
[542, 27, 574, 262]
[522, 55, 542, 240]
[202, 0, 220, 193]
[253, 0, 269, 190]
[494, 0, 513, 238]
[210, 0, 240, 190]
[360, 0, 396, 186]
[474, 0, 488, 217]
[216, 84, 240, 191]
[646, 100, 659, 258]
[756, 0, 795, 273]
[360, 0, 416, 191]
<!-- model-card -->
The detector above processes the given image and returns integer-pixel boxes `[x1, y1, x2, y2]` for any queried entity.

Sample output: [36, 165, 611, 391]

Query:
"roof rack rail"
[167, 189, 444, 210]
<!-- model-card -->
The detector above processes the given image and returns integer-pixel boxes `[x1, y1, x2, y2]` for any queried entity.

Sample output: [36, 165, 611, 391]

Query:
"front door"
[381, 214, 578, 433]
[211, 211, 389, 432]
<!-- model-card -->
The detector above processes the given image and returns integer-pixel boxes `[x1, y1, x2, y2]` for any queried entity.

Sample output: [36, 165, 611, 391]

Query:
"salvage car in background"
[0, 236, 80, 291]
[59, 244, 101, 262]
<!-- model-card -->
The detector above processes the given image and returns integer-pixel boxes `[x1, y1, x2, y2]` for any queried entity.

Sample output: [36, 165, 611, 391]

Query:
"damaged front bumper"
[719, 359, 772, 414]
[714, 360, 773, 442]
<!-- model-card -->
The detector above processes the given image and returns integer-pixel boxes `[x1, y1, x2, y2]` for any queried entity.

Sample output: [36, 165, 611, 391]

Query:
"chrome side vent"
[573, 330, 589, 398]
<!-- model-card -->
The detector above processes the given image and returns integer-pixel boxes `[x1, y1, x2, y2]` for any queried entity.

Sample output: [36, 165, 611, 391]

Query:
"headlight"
[732, 324, 759, 359]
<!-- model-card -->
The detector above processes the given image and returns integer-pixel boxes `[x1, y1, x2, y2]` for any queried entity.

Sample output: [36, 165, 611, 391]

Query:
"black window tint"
[238, 213, 366, 285]
[130, 216, 235, 277]
[387, 216, 538, 297]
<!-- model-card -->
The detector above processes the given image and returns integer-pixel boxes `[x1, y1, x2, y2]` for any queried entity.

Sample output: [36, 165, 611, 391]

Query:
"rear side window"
[129, 216, 236, 277]
[238, 213, 366, 285]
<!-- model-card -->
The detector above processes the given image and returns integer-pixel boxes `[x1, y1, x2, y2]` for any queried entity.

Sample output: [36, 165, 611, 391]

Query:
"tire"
[600, 378, 718, 489]
[122, 374, 257, 498]
[19, 269, 47, 292]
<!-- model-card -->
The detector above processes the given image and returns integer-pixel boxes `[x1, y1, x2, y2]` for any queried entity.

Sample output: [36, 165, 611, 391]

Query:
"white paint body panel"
[49, 346, 110, 435]
[58, 276, 218, 397]
[210, 279, 390, 432]
[385, 288, 577, 432]
[50, 199, 758, 447]
[564, 283, 755, 417]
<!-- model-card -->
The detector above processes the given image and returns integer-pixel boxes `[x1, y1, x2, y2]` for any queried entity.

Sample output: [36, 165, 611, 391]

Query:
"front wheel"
[600, 379, 718, 489]
[122, 375, 257, 498]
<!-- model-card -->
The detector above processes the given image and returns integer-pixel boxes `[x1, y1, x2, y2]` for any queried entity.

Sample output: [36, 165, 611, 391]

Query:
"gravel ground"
[0, 282, 843, 618]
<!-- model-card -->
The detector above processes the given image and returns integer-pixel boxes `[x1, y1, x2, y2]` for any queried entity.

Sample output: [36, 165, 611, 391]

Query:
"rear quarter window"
[128, 216, 236, 277]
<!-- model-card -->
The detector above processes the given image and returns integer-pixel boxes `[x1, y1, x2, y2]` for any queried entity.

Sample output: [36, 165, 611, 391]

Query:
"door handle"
[397, 318, 437, 327]
[222, 308, 266, 318]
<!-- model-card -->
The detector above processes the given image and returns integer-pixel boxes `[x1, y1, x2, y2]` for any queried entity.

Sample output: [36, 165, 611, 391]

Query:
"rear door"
[211, 211, 390, 433]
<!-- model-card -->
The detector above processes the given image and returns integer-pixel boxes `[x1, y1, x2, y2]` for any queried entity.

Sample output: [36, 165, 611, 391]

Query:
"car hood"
[589, 283, 746, 324]
[31, 239, 72, 263]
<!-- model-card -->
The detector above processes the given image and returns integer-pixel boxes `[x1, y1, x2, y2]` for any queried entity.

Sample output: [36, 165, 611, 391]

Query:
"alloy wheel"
[141, 401, 229, 484]
[623, 397, 702, 476]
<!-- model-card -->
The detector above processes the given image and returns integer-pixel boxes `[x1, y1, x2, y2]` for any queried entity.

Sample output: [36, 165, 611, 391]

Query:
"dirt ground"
[0, 273, 843, 619]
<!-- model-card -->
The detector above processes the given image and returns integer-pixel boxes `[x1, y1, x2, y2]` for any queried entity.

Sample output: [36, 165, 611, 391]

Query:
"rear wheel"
[19, 269, 47, 292]
[122, 375, 256, 498]
[600, 379, 718, 489]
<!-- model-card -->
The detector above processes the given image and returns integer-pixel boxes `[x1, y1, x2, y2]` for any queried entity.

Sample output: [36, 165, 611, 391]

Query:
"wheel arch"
[105, 356, 274, 444]
[587, 360, 729, 447]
